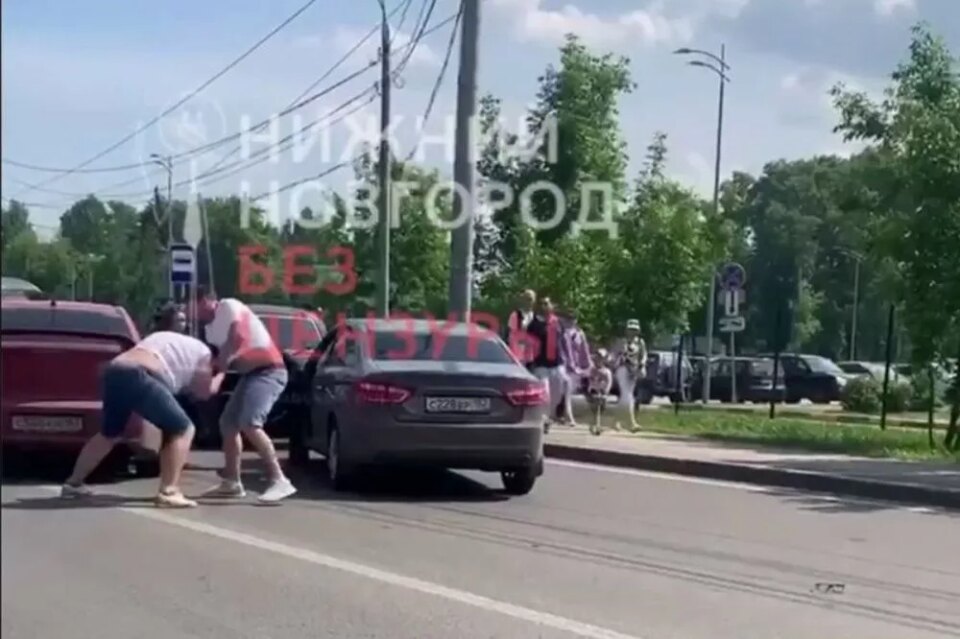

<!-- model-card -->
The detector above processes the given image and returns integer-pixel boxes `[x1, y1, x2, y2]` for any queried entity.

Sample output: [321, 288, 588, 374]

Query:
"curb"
[544, 443, 960, 510]
[655, 404, 947, 431]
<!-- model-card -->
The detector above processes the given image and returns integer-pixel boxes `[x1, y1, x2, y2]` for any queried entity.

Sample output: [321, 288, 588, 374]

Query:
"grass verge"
[575, 407, 960, 462]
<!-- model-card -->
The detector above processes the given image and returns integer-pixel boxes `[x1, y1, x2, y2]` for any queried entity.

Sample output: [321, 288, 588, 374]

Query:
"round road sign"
[719, 262, 746, 290]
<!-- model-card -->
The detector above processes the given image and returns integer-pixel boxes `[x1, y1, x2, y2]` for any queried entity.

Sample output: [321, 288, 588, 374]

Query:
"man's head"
[625, 318, 641, 338]
[519, 289, 536, 311]
[558, 309, 577, 328]
[154, 303, 186, 333]
[537, 296, 554, 317]
[193, 286, 218, 323]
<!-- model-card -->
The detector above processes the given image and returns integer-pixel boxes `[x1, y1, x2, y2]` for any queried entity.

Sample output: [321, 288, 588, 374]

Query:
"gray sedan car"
[290, 319, 548, 494]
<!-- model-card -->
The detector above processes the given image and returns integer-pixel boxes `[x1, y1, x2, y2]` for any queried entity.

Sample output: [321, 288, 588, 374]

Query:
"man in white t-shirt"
[194, 288, 296, 503]
[62, 331, 223, 507]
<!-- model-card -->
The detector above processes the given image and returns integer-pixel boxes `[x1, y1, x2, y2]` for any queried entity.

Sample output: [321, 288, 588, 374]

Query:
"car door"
[310, 332, 361, 453]
[780, 356, 811, 401]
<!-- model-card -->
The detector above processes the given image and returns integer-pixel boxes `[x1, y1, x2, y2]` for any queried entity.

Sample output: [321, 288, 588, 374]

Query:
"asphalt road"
[3, 451, 959, 639]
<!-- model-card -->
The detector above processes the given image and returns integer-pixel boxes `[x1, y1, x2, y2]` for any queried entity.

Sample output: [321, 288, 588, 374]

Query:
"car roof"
[248, 303, 316, 316]
[341, 318, 487, 337]
[2, 298, 125, 315]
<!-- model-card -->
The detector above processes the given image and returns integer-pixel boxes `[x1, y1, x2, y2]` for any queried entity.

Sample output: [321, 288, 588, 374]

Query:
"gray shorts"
[220, 366, 288, 433]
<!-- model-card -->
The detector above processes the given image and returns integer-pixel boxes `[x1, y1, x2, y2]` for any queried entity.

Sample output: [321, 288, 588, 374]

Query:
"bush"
[908, 370, 946, 411]
[841, 376, 882, 413]
[885, 382, 913, 413]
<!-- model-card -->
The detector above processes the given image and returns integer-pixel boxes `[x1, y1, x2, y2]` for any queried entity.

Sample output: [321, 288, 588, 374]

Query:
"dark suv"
[763, 353, 849, 404]
[691, 357, 786, 403]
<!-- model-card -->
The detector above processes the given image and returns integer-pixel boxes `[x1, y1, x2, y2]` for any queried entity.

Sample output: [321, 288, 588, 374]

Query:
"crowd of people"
[504, 289, 647, 434]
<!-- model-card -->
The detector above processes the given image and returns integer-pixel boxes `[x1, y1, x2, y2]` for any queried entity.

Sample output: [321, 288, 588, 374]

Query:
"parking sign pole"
[729, 330, 737, 404]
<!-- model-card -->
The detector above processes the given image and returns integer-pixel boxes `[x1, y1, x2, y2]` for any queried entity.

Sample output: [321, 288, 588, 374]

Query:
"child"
[585, 349, 614, 435]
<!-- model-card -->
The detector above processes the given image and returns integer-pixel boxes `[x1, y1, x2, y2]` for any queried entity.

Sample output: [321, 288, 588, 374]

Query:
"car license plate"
[425, 397, 491, 413]
[11, 415, 83, 433]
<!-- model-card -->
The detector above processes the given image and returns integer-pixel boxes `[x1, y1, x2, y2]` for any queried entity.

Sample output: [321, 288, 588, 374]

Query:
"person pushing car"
[193, 287, 297, 504]
[61, 330, 223, 507]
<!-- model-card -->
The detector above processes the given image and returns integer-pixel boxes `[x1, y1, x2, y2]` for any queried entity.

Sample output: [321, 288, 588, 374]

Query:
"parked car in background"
[1, 276, 43, 299]
[838, 361, 901, 384]
[765, 353, 849, 403]
[634, 351, 695, 405]
[195, 303, 326, 447]
[293, 319, 547, 494]
[690, 356, 786, 403]
[604, 351, 694, 405]
[1, 299, 158, 475]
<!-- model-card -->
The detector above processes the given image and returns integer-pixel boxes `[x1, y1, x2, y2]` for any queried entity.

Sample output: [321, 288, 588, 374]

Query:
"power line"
[11, 0, 319, 197]
[2, 157, 152, 174]
[404, 0, 462, 161]
[3, 9, 460, 208]
[395, 0, 438, 75]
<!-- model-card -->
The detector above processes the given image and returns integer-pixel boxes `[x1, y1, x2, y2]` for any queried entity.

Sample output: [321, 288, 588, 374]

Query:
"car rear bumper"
[346, 420, 544, 471]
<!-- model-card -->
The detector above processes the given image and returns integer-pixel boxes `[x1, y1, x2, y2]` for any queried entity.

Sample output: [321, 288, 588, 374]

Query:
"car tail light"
[506, 382, 548, 406]
[354, 381, 411, 404]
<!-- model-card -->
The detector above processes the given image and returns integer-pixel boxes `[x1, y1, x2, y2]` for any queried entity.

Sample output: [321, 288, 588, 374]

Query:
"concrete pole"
[447, 0, 479, 319]
[375, 1, 392, 317]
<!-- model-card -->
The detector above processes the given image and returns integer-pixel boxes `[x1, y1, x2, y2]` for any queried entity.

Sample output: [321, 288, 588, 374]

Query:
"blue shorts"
[220, 366, 288, 433]
[101, 362, 193, 439]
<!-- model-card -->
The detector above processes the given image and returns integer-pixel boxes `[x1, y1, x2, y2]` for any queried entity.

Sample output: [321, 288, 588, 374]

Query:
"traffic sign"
[719, 316, 745, 333]
[722, 289, 745, 316]
[169, 243, 195, 285]
[719, 262, 746, 291]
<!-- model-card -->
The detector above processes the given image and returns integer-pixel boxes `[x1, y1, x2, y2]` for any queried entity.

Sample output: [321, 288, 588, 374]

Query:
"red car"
[1, 299, 159, 475]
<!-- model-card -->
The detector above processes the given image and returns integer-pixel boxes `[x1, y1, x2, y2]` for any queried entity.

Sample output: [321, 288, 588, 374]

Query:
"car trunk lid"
[363, 360, 541, 424]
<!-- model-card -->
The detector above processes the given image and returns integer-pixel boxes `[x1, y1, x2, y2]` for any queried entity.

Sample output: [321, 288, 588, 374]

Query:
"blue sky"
[2, 0, 958, 235]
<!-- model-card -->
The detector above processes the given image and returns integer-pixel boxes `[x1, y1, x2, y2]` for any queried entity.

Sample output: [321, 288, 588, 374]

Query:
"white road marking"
[546, 459, 768, 492]
[34, 486, 642, 639]
[545, 460, 951, 514]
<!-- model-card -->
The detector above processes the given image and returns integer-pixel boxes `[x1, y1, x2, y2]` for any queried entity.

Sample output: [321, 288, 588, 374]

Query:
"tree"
[1, 199, 34, 263]
[602, 134, 715, 339]
[833, 23, 960, 445]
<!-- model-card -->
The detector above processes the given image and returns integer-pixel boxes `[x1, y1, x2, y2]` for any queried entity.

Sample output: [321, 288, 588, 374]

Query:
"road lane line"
[35, 486, 642, 639]
[546, 460, 951, 514]
[547, 459, 768, 491]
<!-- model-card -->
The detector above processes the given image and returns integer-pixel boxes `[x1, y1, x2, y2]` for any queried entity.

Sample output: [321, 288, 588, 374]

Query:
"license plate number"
[425, 397, 491, 413]
[11, 416, 83, 433]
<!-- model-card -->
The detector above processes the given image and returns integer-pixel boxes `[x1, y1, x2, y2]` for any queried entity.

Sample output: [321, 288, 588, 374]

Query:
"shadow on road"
[240, 456, 511, 504]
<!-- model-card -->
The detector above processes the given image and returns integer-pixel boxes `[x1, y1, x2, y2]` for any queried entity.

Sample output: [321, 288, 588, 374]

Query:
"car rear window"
[369, 330, 515, 363]
[257, 314, 323, 352]
[749, 359, 783, 378]
[1, 306, 131, 340]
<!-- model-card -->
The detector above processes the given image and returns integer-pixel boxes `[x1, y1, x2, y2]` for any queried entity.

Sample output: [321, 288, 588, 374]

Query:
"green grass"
[575, 407, 960, 462]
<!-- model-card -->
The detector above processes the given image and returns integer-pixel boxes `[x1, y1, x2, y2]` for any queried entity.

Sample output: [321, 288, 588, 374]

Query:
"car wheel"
[501, 466, 537, 495]
[326, 427, 354, 491]
[288, 421, 310, 467]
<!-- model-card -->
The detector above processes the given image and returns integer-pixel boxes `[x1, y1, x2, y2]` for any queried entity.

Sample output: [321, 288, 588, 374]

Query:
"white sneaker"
[258, 478, 297, 504]
[202, 480, 246, 498]
[155, 490, 198, 509]
[60, 483, 93, 498]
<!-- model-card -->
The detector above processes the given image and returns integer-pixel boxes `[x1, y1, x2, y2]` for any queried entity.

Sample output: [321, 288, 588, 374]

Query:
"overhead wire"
[404, 0, 462, 161]
[4, 7, 462, 214]
[10, 0, 320, 197]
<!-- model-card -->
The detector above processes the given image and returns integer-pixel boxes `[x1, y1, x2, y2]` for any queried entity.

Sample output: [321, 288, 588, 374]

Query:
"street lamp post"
[839, 248, 864, 361]
[86, 253, 105, 301]
[150, 153, 174, 299]
[675, 45, 731, 404]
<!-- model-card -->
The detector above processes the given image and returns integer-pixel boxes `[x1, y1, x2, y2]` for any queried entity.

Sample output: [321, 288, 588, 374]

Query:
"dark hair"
[195, 285, 215, 300]
[153, 303, 183, 331]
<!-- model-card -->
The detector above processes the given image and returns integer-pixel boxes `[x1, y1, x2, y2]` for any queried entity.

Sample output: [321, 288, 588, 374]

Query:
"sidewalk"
[544, 426, 960, 509]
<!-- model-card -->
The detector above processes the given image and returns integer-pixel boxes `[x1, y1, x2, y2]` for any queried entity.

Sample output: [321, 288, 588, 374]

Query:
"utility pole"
[375, 0, 392, 317]
[150, 153, 174, 300]
[448, 0, 479, 320]
[674, 44, 730, 404]
[850, 256, 860, 361]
